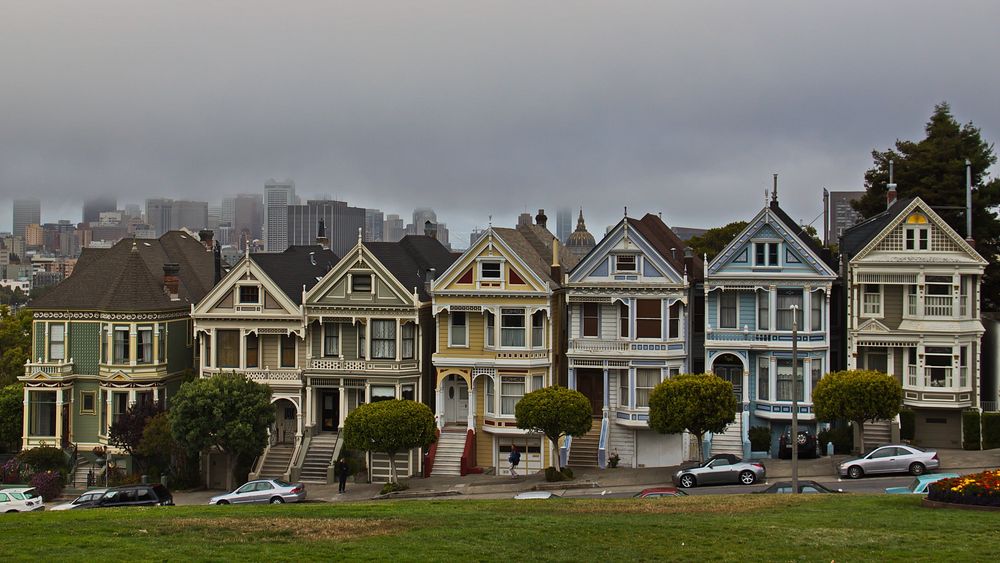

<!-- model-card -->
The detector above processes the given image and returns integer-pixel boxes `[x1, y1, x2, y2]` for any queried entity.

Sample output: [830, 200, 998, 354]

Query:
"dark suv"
[778, 429, 819, 459]
[93, 484, 174, 508]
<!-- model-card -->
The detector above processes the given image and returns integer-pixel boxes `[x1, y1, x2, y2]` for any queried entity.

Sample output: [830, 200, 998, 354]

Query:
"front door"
[714, 354, 744, 405]
[443, 375, 469, 424]
[320, 391, 340, 432]
[576, 370, 604, 416]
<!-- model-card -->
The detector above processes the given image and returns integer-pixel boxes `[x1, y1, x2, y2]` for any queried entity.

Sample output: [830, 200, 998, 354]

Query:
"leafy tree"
[0, 286, 28, 307]
[138, 411, 191, 480]
[0, 306, 31, 387]
[108, 401, 163, 474]
[687, 221, 748, 262]
[514, 386, 592, 471]
[343, 399, 435, 484]
[853, 103, 1000, 309]
[0, 383, 24, 452]
[812, 370, 902, 454]
[169, 372, 275, 490]
[647, 373, 738, 462]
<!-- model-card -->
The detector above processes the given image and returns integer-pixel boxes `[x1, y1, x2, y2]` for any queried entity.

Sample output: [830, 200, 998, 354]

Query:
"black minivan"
[93, 484, 174, 508]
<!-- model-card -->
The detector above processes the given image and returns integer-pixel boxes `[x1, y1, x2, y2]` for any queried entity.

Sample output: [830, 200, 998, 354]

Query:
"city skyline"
[2, 2, 999, 245]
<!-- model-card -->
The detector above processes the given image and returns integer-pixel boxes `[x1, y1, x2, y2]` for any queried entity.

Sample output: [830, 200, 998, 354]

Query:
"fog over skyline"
[2, 1, 999, 244]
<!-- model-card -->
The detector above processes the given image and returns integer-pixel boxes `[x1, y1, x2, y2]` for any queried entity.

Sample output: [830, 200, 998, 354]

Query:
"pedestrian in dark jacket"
[508, 445, 521, 478]
[336, 458, 349, 493]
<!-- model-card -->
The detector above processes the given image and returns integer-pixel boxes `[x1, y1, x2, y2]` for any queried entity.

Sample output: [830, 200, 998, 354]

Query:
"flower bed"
[927, 469, 1000, 508]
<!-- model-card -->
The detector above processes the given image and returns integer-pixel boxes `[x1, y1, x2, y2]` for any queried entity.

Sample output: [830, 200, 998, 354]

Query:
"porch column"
[296, 395, 304, 438]
[305, 385, 314, 428]
[467, 376, 476, 430]
[55, 389, 64, 444]
[210, 329, 217, 368]
[602, 367, 610, 416]
[128, 388, 136, 407]
[568, 367, 576, 390]
[436, 382, 445, 429]
[21, 387, 30, 449]
[339, 386, 346, 428]
[105, 390, 113, 436]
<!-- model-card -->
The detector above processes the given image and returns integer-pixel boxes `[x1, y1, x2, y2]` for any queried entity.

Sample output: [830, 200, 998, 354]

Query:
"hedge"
[963, 411, 982, 450]
[817, 426, 853, 455]
[899, 409, 915, 441]
[748, 426, 771, 452]
[983, 412, 1000, 450]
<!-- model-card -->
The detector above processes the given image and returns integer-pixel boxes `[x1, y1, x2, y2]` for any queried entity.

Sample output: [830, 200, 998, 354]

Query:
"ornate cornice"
[32, 310, 190, 321]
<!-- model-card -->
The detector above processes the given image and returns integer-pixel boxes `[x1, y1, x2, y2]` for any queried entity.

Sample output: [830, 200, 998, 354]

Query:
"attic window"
[239, 286, 260, 304]
[754, 242, 780, 267]
[352, 274, 372, 293]
[481, 262, 501, 280]
[905, 226, 928, 250]
[615, 255, 637, 272]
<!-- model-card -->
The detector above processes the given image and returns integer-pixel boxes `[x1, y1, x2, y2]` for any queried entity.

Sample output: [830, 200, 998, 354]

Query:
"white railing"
[569, 340, 628, 353]
[23, 360, 74, 377]
[309, 358, 419, 371]
[244, 369, 302, 383]
[924, 296, 953, 317]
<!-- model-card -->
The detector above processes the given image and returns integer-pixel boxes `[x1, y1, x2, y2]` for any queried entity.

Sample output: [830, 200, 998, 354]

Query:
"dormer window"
[615, 254, 637, 272]
[754, 242, 779, 267]
[905, 213, 929, 250]
[481, 261, 502, 280]
[351, 274, 372, 293]
[238, 285, 260, 304]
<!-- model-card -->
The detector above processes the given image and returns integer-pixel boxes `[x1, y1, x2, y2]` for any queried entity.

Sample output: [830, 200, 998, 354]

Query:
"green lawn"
[4, 495, 997, 561]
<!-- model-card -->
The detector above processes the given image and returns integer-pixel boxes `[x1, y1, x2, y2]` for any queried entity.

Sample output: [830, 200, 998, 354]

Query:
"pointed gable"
[567, 214, 690, 284]
[433, 227, 554, 293]
[304, 239, 431, 308]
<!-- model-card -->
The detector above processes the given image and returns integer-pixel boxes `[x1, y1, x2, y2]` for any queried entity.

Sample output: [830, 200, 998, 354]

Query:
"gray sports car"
[672, 454, 767, 488]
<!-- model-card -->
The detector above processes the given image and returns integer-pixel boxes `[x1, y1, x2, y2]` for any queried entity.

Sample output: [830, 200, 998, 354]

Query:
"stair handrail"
[560, 435, 572, 468]
[459, 429, 475, 476]
[284, 436, 303, 482]
[290, 431, 312, 482]
[250, 441, 272, 481]
[597, 417, 610, 469]
[423, 428, 441, 477]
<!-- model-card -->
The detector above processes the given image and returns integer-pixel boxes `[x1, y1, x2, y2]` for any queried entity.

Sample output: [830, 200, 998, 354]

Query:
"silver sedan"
[838, 445, 940, 479]
[672, 454, 767, 488]
[209, 479, 307, 505]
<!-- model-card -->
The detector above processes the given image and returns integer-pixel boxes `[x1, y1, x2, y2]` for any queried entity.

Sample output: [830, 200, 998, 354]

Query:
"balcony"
[23, 360, 74, 378]
[202, 366, 304, 385]
[568, 339, 683, 356]
[705, 330, 825, 346]
[99, 362, 169, 380]
[308, 358, 420, 372]
[906, 294, 970, 318]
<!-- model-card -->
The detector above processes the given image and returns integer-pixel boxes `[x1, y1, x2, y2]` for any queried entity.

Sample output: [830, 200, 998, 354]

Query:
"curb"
[532, 480, 599, 491]
[372, 490, 462, 501]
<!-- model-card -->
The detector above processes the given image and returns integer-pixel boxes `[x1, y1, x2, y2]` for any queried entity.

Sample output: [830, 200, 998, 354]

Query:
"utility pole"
[791, 304, 800, 494]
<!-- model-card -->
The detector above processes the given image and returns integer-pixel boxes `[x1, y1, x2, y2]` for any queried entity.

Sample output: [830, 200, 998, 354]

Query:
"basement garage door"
[636, 430, 683, 468]
[497, 436, 543, 474]
[914, 410, 961, 449]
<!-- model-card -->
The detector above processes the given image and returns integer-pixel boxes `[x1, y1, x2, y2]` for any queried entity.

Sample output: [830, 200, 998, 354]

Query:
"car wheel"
[270, 496, 285, 504]
[217, 500, 229, 505]
[739, 471, 756, 485]
[909, 462, 926, 476]
[848, 465, 864, 479]
[678, 474, 697, 488]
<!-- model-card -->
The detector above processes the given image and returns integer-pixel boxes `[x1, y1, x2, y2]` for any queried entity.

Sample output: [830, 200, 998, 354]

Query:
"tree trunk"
[551, 436, 561, 471]
[695, 432, 705, 463]
[225, 453, 234, 491]
[856, 420, 865, 455]
[387, 451, 398, 485]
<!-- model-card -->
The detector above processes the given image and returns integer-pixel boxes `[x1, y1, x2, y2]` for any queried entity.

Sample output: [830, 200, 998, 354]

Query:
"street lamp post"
[791, 305, 799, 494]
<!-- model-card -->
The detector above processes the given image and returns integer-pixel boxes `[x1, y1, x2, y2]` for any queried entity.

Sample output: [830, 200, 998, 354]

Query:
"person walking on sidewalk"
[336, 457, 349, 494]
[508, 445, 521, 478]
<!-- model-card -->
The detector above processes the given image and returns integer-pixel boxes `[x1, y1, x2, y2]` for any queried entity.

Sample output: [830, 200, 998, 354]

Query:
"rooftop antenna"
[771, 173, 778, 203]
[624, 206, 628, 217]
[888, 159, 894, 184]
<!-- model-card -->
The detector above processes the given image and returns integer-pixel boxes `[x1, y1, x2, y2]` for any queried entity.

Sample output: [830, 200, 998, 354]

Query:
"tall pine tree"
[853, 103, 1000, 310]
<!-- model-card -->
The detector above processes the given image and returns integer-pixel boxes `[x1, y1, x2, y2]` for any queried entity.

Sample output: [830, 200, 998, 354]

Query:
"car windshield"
[273, 479, 291, 487]
[9, 493, 24, 500]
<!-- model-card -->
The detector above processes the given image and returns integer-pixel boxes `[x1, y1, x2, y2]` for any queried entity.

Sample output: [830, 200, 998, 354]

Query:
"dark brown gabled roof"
[627, 214, 704, 281]
[839, 197, 913, 259]
[249, 246, 339, 305]
[30, 231, 216, 312]
[366, 235, 458, 301]
[492, 225, 578, 289]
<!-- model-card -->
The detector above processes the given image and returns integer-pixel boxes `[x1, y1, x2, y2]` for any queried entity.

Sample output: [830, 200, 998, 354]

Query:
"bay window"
[136, 325, 153, 364]
[157, 324, 165, 363]
[668, 302, 681, 338]
[531, 311, 545, 348]
[619, 371, 629, 408]
[757, 357, 769, 401]
[246, 333, 259, 368]
[113, 326, 130, 364]
[371, 320, 396, 359]
[29, 391, 57, 436]
[582, 303, 600, 337]
[757, 290, 769, 330]
[48, 324, 65, 361]
[485, 311, 495, 347]
[280, 334, 296, 368]
[501, 309, 526, 347]
[402, 384, 415, 401]
[323, 322, 339, 357]
[862, 284, 882, 316]
[371, 385, 395, 403]
[501, 376, 525, 415]
[811, 291, 823, 331]
[216, 330, 239, 368]
[619, 302, 629, 338]
[719, 292, 737, 329]
[810, 360, 822, 397]
[960, 346, 968, 387]
[449, 312, 467, 347]
[776, 289, 803, 331]
[401, 323, 416, 359]
[925, 346, 952, 387]
[776, 358, 804, 401]
[636, 299, 662, 338]
[485, 377, 495, 415]
[635, 369, 659, 408]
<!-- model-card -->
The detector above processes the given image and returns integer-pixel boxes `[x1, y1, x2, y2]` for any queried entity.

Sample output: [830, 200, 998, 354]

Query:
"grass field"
[3, 494, 997, 561]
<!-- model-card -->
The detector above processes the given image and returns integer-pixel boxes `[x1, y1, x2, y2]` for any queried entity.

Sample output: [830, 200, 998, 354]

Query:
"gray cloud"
[2, 0, 999, 245]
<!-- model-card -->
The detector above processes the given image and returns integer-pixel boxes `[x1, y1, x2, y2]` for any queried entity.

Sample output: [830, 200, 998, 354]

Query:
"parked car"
[51, 489, 108, 511]
[633, 487, 688, 498]
[838, 445, 940, 479]
[778, 429, 819, 459]
[673, 456, 766, 488]
[209, 479, 306, 505]
[0, 487, 45, 512]
[92, 484, 174, 508]
[513, 491, 554, 500]
[885, 473, 959, 495]
[758, 480, 842, 494]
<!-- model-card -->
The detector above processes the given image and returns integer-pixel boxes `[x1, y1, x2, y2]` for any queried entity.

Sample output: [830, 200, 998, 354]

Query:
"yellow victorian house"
[429, 212, 576, 476]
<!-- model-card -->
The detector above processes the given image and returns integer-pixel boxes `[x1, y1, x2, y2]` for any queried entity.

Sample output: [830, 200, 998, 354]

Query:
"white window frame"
[905, 227, 929, 250]
[581, 303, 600, 338]
[485, 310, 495, 348]
[500, 308, 527, 348]
[48, 323, 65, 362]
[350, 273, 373, 294]
[136, 325, 154, 364]
[479, 260, 502, 280]
[614, 254, 638, 273]
[500, 375, 525, 416]
[370, 319, 396, 360]
[323, 322, 340, 357]
[757, 290, 769, 331]
[753, 241, 781, 268]
[401, 322, 416, 360]
[862, 284, 883, 318]
[237, 283, 261, 305]
[718, 292, 737, 330]
[531, 311, 545, 349]
[449, 311, 468, 348]
[634, 368, 660, 409]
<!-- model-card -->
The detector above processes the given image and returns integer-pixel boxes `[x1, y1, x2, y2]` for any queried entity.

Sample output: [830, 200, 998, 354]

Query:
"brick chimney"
[535, 209, 548, 229]
[550, 239, 562, 283]
[886, 183, 897, 209]
[162, 263, 180, 300]
[198, 229, 214, 251]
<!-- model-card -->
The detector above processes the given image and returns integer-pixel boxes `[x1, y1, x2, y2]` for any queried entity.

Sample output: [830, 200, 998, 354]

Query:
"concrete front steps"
[431, 430, 465, 476]
[258, 444, 294, 480]
[567, 421, 601, 468]
[862, 420, 893, 449]
[299, 433, 338, 484]
[711, 414, 744, 457]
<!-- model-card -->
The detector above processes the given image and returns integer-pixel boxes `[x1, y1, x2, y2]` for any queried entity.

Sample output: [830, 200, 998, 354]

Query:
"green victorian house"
[21, 231, 217, 477]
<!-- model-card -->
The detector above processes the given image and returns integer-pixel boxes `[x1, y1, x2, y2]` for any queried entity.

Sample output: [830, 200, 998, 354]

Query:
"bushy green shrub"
[379, 481, 409, 495]
[561, 467, 573, 479]
[963, 411, 982, 450]
[749, 426, 771, 452]
[983, 412, 1000, 450]
[817, 426, 853, 455]
[17, 446, 67, 475]
[899, 409, 915, 441]
[545, 466, 572, 482]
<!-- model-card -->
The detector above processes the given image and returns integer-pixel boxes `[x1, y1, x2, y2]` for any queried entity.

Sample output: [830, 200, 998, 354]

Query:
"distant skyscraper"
[172, 200, 209, 232]
[829, 191, 866, 244]
[145, 198, 174, 237]
[517, 212, 533, 227]
[383, 214, 405, 242]
[411, 208, 437, 235]
[123, 204, 142, 221]
[13, 199, 40, 240]
[225, 193, 264, 244]
[83, 196, 117, 224]
[365, 209, 384, 242]
[207, 205, 222, 230]
[556, 207, 572, 244]
[287, 199, 365, 256]
[264, 180, 296, 252]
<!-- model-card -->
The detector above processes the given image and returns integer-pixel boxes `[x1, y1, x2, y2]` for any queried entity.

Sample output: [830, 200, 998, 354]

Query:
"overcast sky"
[2, 1, 999, 246]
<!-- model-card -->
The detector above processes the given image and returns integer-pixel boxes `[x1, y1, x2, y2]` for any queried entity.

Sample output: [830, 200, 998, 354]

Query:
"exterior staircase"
[431, 430, 465, 476]
[710, 415, 745, 457]
[258, 444, 294, 480]
[567, 420, 601, 468]
[67, 456, 94, 492]
[862, 420, 893, 450]
[370, 452, 412, 484]
[299, 433, 338, 484]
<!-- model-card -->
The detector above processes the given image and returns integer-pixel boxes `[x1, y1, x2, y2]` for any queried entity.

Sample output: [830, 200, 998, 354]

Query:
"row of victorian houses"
[19, 190, 993, 485]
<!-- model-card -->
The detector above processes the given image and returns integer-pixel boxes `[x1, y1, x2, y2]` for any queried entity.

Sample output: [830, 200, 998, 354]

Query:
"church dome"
[565, 209, 596, 257]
